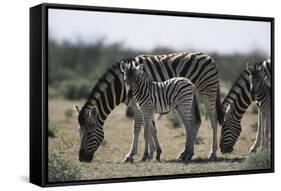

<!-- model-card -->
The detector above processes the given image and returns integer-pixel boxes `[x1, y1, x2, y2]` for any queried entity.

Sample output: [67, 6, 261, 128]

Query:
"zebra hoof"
[250, 148, 257, 153]
[122, 156, 134, 163]
[176, 153, 186, 162]
[184, 154, 193, 163]
[156, 149, 162, 161]
[141, 153, 149, 162]
[184, 158, 191, 164]
[208, 153, 217, 161]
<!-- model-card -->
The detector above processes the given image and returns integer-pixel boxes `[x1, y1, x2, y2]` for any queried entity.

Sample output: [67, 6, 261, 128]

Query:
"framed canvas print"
[30, 3, 274, 187]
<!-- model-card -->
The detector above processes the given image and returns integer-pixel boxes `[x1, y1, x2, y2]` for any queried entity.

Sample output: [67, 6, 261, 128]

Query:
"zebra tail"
[216, 86, 224, 125]
[192, 93, 201, 124]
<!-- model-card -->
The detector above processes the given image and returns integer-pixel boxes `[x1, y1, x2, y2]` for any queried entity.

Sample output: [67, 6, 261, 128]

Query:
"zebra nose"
[79, 150, 94, 162]
[220, 147, 233, 154]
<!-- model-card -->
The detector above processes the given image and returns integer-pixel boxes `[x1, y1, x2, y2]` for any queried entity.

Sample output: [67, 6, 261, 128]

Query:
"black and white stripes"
[75, 52, 222, 162]
[219, 70, 253, 153]
[247, 60, 271, 151]
[120, 60, 201, 161]
[220, 59, 271, 153]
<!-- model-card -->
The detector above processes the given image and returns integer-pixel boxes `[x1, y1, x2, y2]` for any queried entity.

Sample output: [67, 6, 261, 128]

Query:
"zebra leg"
[250, 109, 262, 153]
[203, 96, 219, 160]
[151, 120, 162, 161]
[175, 106, 192, 162]
[265, 111, 271, 149]
[260, 111, 266, 150]
[261, 110, 271, 150]
[122, 104, 143, 163]
[184, 117, 201, 162]
[141, 110, 155, 161]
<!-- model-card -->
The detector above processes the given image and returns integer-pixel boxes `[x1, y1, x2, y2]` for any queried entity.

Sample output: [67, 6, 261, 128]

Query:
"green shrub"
[242, 149, 271, 170]
[48, 152, 81, 182]
[59, 79, 92, 100]
[251, 122, 258, 131]
[48, 87, 61, 99]
[48, 122, 57, 138]
[64, 108, 73, 118]
[167, 110, 182, 128]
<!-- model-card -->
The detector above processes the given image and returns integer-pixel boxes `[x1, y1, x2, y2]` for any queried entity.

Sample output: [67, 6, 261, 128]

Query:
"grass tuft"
[48, 151, 81, 182]
[242, 149, 271, 170]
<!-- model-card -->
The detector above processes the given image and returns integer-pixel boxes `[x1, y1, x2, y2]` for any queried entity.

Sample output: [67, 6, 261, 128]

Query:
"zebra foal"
[120, 59, 201, 162]
[246, 60, 271, 151]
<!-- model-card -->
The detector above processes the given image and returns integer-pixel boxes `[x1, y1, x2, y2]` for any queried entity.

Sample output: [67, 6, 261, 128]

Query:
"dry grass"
[48, 98, 262, 181]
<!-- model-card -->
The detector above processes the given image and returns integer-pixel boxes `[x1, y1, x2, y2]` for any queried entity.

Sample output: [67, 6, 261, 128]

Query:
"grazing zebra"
[246, 61, 271, 151]
[75, 52, 222, 163]
[220, 60, 271, 153]
[120, 59, 201, 161]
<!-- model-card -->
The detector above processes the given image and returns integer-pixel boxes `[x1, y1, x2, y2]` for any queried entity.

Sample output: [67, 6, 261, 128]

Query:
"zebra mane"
[222, 69, 252, 114]
[87, 64, 120, 100]
[83, 62, 126, 121]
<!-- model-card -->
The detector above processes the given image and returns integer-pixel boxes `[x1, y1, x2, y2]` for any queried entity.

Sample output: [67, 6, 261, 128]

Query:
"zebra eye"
[88, 107, 97, 118]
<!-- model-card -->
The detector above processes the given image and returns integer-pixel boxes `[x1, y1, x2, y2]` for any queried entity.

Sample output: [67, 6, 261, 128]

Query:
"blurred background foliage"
[48, 38, 267, 100]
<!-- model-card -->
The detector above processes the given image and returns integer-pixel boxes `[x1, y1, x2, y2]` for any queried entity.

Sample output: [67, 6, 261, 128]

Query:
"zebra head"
[246, 61, 269, 101]
[74, 105, 104, 162]
[120, 58, 144, 97]
[220, 104, 241, 153]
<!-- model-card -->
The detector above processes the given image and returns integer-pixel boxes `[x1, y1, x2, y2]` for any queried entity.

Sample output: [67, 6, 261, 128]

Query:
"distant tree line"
[48, 38, 267, 100]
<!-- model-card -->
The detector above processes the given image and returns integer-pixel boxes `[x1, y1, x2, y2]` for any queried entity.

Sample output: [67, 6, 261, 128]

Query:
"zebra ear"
[120, 61, 127, 73]
[257, 61, 264, 70]
[74, 105, 81, 116]
[138, 64, 144, 71]
[246, 62, 254, 72]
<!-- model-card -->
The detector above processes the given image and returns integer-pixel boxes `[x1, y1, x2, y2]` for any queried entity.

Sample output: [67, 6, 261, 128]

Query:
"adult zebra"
[220, 60, 271, 153]
[120, 60, 201, 162]
[75, 52, 223, 162]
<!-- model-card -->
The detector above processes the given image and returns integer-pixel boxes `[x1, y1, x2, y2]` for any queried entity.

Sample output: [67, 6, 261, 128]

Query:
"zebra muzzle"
[79, 150, 94, 162]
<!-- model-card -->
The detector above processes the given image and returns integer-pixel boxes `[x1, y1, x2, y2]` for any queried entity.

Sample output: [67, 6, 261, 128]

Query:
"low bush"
[59, 79, 92, 100]
[242, 149, 271, 170]
[251, 122, 258, 131]
[48, 151, 81, 182]
[48, 122, 57, 138]
[65, 108, 73, 118]
[167, 110, 182, 128]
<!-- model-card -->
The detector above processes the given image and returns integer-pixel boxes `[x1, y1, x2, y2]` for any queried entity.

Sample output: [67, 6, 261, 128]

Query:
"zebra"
[220, 60, 271, 154]
[120, 59, 201, 161]
[246, 61, 271, 151]
[74, 52, 223, 163]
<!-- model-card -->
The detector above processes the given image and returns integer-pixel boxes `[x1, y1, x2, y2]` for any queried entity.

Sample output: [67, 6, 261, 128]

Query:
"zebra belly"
[154, 102, 172, 114]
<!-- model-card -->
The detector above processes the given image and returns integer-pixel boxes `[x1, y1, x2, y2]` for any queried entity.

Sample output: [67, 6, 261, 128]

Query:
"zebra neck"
[256, 82, 271, 108]
[84, 64, 127, 123]
[222, 70, 253, 119]
[133, 76, 152, 98]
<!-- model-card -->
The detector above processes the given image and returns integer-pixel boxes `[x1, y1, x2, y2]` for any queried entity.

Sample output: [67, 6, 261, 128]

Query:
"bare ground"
[48, 99, 259, 180]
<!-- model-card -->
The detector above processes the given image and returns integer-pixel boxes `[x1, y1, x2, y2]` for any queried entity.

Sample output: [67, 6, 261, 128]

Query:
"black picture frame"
[30, 3, 274, 187]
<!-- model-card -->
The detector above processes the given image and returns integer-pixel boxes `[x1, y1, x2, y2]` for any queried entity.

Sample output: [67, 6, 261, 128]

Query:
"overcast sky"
[49, 9, 271, 55]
